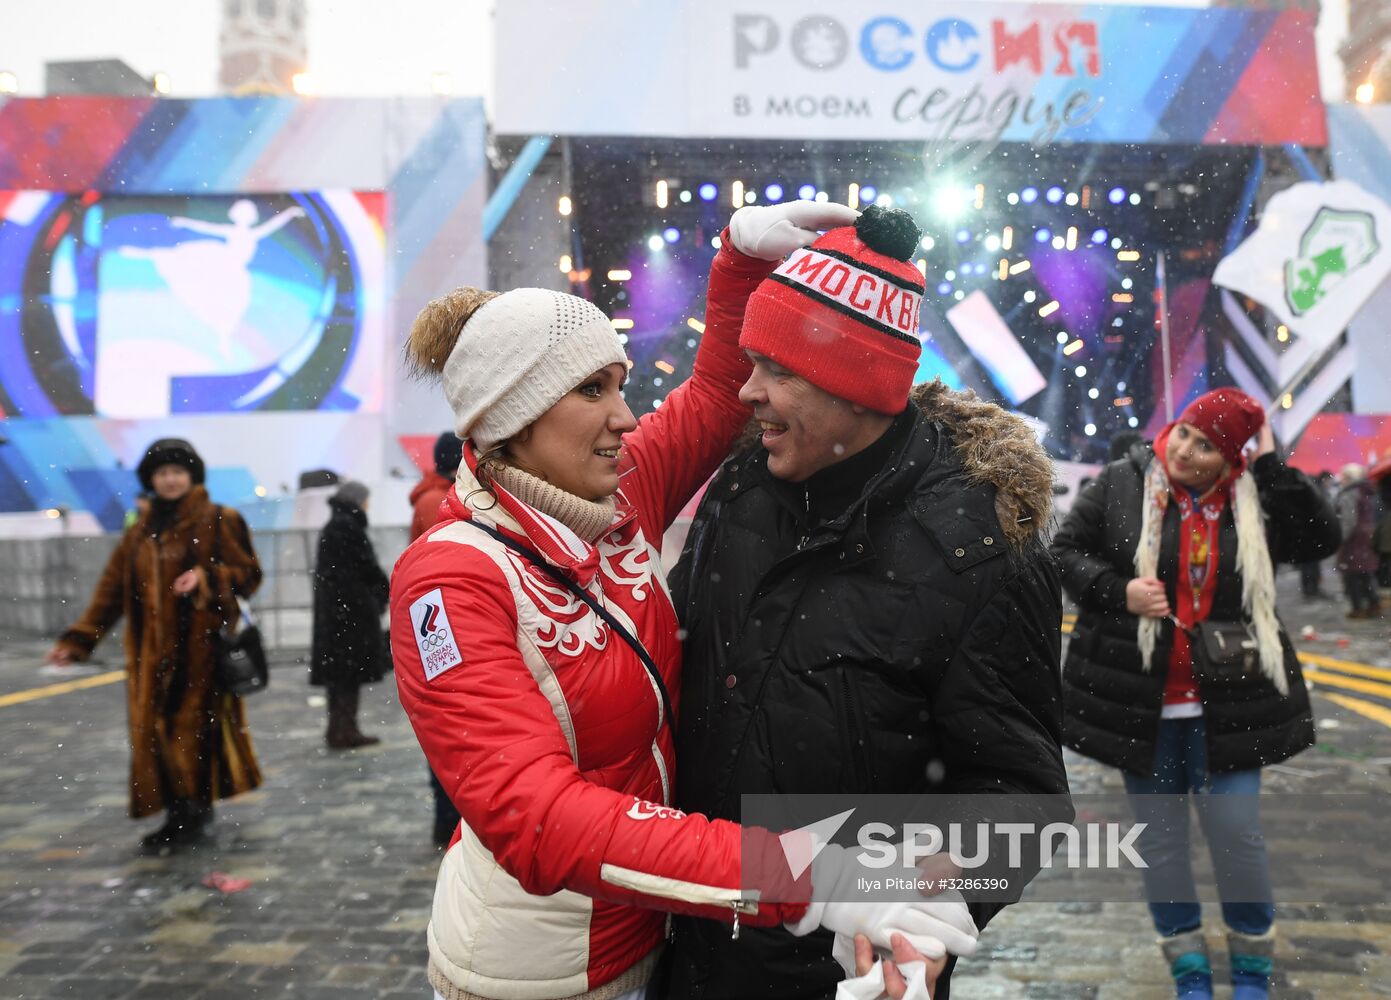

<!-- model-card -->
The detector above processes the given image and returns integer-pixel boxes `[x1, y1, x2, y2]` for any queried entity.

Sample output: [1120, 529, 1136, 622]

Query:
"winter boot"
[1160, 929, 1213, 1000]
[339, 686, 380, 748]
[141, 798, 207, 850]
[326, 687, 353, 749]
[1227, 927, 1275, 1000]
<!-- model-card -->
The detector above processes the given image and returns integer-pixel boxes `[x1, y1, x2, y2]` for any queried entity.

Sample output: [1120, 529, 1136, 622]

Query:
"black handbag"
[1186, 619, 1261, 686]
[215, 612, 270, 697]
[210, 505, 269, 696]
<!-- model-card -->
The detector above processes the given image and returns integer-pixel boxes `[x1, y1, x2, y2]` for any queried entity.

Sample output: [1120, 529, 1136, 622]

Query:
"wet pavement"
[1, 568, 1388, 998]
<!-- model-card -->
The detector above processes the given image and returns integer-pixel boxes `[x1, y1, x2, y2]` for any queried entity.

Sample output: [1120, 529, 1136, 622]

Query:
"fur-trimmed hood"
[909, 380, 1053, 550]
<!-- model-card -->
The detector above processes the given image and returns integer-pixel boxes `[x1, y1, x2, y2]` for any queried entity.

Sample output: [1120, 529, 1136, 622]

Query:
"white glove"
[728, 200, 860, 261]
[786, 843, 978, 960]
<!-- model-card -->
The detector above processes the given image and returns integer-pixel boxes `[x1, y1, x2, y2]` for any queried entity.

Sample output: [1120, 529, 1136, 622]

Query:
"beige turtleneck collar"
[489, 463, 616, 544]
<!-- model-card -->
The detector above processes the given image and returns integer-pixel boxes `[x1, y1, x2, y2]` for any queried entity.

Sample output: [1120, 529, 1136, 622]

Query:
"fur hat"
[333, 480, 369, 509]
[136, 438, 205, 491]
[406, 287, 627, 451]
[739, 204, 924, 413]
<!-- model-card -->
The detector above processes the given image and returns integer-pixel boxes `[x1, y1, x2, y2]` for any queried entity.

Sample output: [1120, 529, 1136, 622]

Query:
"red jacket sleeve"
[391, 544, 808, 926]
[616, 238, 773, 540]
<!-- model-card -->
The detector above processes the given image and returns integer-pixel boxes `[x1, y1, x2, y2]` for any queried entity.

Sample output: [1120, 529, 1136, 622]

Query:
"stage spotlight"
[679, 189, 692, 203]
[1035, 228, 1051, 244]
[860, 185, 878, 204]
[1084, 423, 1097, 436]
[1121, 277, 1133, 289]
[945, 270, 956, 281]
[1088, 388, 1100, 399]
[1128, 416, 1140, 428]
[663, 227, 680, 243]
[699, 183, 718, 202]
[648, 235, 665, 251]
[955, 229, 971, 244]
[1110, 237, 1123, 249]
[1056, 331, 1069, 345]
[1051, 235, 1065, 249]
[1092, 228, 1108, 244]
[1118, 380, 1127, 391]
[1064, 192, 1079, 206]
[937, 282, 952, 295]
[731, 180, 745, 207]
[1108, 187, 1126, 204]
[1021, 187, 1038, 203]
[920, 235, 936, 251]
[1129, 192, 1142, 205]
[1046, 186, 1063, 204]
[874, 192, 893, 207]
[798, 184, 817, 200]
[985, 234, 1001, 251]
[745, 190, 758, 204]
[1074, 365, 1087, 377]
[932, 184, 972, 220]
[1024, 290, 1037, 302]
[765, 183, 784, 202]
[1006, 192, 1019, 205]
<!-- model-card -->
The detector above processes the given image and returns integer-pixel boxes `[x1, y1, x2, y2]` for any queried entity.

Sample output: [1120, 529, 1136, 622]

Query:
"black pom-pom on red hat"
[855, 204, 921, 262]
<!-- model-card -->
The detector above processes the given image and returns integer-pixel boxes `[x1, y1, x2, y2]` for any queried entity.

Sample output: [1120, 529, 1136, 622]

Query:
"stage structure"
[0, 96, 486, 530]
[494, 1, 1336, 463]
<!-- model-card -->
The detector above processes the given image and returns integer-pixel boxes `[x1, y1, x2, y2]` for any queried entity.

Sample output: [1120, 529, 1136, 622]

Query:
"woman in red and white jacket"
[391, 203, 976, 1000]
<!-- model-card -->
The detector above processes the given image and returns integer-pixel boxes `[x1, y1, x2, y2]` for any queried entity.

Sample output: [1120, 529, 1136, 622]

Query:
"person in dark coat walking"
[1335, 463, 1382, 619]
[662, 207, 1072, 1000]
[310, 480, 390, 749]
[1051, 388, 1340, 1000]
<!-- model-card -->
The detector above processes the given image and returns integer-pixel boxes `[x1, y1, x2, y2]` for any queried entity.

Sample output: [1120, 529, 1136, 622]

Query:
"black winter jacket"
[309, 499, 390, 688]
[661, 383, 1072, 1000]
[1051, 445, 1339, 776]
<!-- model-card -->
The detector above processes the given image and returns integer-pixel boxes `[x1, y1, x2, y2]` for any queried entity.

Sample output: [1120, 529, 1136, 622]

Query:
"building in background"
[219, 0, 308, 95]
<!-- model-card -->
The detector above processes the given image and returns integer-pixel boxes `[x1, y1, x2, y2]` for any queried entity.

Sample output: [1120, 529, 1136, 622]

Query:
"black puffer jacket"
[1051, 444, 1340, 777]
[309, 498, 390, 687]
[662, 383, 1072, 1000]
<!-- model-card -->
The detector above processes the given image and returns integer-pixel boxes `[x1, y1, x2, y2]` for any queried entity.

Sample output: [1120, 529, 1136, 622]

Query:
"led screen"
[0, 191, 385, 417]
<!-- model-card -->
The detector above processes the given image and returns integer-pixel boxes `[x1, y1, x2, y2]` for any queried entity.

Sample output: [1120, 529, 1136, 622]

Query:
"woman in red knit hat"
[1052, 388, 1340, 1000]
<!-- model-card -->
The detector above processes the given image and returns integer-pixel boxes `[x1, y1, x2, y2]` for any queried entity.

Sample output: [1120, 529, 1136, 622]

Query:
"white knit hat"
[441, 288, 627, 450]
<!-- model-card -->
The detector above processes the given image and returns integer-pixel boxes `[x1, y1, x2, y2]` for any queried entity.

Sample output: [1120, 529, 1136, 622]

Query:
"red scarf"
[1154, 426, 1231, 706]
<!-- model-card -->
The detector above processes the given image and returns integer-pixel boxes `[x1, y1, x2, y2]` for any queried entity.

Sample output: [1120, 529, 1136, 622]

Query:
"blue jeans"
[1123, 716, 1275, 937]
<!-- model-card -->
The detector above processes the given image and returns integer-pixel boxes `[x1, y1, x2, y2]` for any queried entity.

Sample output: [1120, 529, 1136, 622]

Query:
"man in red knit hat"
[661, 204, 1072, 1000]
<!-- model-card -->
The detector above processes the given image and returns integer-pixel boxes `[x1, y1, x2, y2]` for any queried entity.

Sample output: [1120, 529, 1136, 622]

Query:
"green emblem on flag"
[1284, 208, 1380, 316]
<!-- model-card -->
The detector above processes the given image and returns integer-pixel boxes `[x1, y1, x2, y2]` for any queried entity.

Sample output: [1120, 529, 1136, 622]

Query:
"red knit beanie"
[739, 205, 924, 413]
[1175, 388, 1266, 468]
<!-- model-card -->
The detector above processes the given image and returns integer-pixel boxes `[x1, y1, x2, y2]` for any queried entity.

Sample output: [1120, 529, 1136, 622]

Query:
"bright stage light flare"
[612, 318, 635, 330]
[931, 184, 973, 220]
[686, 317, 706, 333]
[1117, 250, 1141, 262]
[1356, 83, 1375, 104]
[291, 71, 315, 96]
[1038, 300, 1060, 318]
[607, 269, 632, 281]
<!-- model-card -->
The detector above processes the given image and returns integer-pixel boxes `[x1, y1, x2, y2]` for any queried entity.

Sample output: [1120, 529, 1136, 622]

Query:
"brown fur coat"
[58, 486, 263, 818]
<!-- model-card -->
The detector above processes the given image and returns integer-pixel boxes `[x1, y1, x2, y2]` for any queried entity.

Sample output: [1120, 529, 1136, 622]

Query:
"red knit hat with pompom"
[739, 205, 924, 414]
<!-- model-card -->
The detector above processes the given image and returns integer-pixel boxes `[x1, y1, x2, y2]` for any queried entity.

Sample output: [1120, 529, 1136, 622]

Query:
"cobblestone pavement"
[1, 569, 1388, 999]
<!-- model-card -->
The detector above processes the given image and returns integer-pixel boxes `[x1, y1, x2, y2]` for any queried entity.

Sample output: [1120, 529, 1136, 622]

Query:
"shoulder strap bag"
[211, 505, 270, 697]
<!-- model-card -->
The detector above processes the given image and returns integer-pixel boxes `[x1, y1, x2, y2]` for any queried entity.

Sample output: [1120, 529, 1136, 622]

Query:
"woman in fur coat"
[46, 438, 263, 849]
[1052, 389, 1340, 1000]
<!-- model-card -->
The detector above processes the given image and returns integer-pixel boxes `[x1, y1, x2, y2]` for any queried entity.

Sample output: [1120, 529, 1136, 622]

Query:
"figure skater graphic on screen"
[118, 199, 304, 357]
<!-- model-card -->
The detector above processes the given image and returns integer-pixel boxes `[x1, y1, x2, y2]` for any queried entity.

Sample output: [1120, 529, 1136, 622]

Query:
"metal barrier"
[0, 526, 410, 651]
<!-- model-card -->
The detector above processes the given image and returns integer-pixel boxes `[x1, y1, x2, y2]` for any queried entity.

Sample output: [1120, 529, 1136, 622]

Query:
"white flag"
[1213, 179, 1391, 350]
